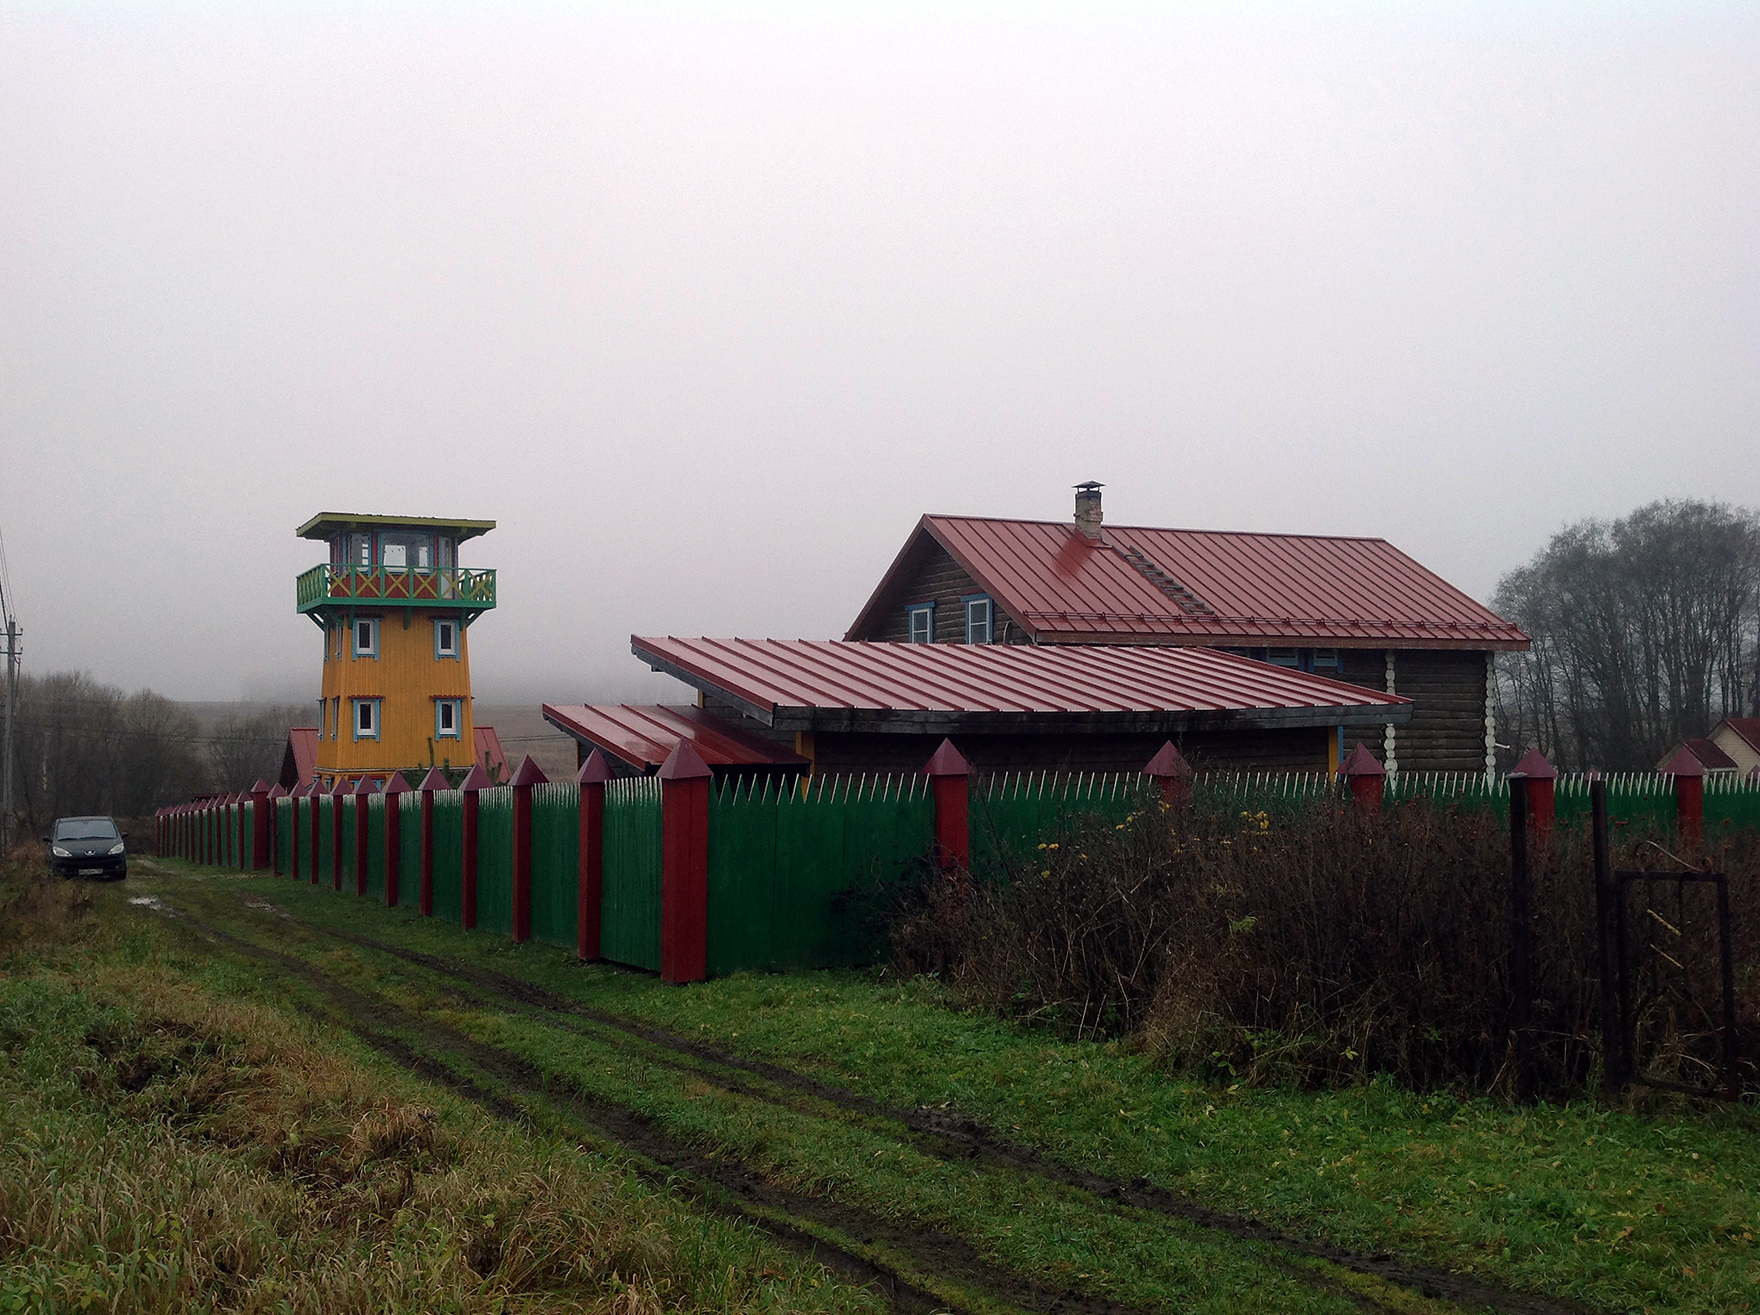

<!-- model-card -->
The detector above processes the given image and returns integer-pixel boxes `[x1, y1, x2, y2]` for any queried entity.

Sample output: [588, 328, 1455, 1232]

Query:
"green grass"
[51, 857, 1760, 1312]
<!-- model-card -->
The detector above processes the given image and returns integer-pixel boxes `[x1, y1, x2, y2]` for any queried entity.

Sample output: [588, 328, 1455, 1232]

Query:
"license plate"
[78, 868, 102, 876]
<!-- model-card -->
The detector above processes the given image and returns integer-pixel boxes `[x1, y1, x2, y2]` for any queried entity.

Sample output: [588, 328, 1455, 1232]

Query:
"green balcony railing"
[296, 564, 496, 614]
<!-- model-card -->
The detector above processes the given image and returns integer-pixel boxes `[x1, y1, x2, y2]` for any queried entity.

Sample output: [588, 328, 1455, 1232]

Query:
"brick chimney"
[1074, 481, 1104, 539]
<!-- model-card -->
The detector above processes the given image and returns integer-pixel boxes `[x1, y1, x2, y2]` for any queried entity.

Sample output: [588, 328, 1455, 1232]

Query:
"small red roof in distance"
[1717, 718, 1760, 755]
[280, 728, 319, 789]
[848, 515, 1529, 650]
[631, 637, 1411, 720]
[473, 725, 509, 782]
[542, 704, 808, 774]
[1660, 738, 1740, 773]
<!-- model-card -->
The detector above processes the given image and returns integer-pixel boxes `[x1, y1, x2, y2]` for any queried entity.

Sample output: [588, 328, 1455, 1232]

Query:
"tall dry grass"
[888, 796, 1760, 1098]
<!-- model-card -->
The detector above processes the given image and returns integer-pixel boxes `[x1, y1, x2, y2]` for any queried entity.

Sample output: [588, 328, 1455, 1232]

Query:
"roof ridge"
[924, 512, 1394, 544]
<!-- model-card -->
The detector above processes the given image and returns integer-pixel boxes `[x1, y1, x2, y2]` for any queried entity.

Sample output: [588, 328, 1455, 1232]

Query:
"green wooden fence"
[531, 781, 579, 951]
[602, 777, 662, 971]
[707, 774, 934, 975]
[397, 792, 422, 909]
[431, 793, 464, 923]
[971, 771, 1147, 881]
[476, 787, 514, 936]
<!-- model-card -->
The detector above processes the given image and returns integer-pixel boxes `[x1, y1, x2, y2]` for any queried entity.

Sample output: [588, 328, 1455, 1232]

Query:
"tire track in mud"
[270, 911, 1598, 1315]
[171, 907, 1189, 1315]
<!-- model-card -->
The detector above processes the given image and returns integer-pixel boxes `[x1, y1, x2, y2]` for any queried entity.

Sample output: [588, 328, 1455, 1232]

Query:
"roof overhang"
[542, 703, 808, 774]
[632, 636, 1413, 737]
[297, 512, 496, 542]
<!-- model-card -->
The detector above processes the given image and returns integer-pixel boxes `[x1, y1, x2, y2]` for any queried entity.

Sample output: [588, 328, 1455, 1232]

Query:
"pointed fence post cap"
[1660, 746, 1707, 778]
[575, 748, 613, 785]
[510, 754, 549, 787]
[250, 779, 272, 796]
[460, 762, 496, 792]
[658, 739, 713, 781]
[417, 766, 452, 792]
[353, 775, 379, 795]
[922, 738, 970, 777]
[1339, 743, 1386, 778]
[331, 777, 352, 795]
[1143, 741, 1194, 779]
[1507, 748, 1557, 780]
[382, 770, 411, 795]
[268, 783, 288, 800]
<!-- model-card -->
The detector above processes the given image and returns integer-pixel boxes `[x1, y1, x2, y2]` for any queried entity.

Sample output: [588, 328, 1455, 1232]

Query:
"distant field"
[9, 856, 1759, 1314]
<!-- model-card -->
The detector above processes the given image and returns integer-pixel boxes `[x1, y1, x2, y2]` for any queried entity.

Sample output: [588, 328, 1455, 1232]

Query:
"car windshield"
[55, 819, 119, 841]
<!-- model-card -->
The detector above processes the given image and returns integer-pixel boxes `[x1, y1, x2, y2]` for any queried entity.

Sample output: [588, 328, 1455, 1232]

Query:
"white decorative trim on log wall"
[1382, 649, 1398, 775]
[1483, 651, 1497, 782]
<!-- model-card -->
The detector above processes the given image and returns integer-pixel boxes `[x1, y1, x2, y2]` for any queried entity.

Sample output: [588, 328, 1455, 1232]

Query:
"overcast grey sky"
[3, 2, 1756, 706]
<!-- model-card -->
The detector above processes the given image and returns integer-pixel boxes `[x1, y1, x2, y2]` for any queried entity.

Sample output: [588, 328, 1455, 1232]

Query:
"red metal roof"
[847, 515, 1529, 650]
[1717, 718, 1760, 757]
[541, 703, 808, 774]
[632, 636, 1410, 723]
[474, 725, 509, 783]
[280, 727, 319, 789]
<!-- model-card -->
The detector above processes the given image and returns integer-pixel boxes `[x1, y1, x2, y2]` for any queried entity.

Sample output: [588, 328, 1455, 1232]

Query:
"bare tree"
[1494, 499, 1760, 770]
[205, 705, 306, 792]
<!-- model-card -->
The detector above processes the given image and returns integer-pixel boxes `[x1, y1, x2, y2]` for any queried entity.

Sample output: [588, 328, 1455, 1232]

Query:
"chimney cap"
[1075, 480, 1104, 493]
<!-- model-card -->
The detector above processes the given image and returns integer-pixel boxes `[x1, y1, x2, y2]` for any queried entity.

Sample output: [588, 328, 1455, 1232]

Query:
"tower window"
[353, 617, 378, 659]
[317, 698, 327, 739]
[434, 618, 458, 659]
[963, 595, 993, 644]
[353, 698, 381, 741]
[330, 697, 340, 740]
[907, 602, 934, 644]
[435, 699, 462, 740]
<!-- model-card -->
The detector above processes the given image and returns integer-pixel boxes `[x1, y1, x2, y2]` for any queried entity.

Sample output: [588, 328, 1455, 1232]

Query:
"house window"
[353, 698, 381, 741]
[435, 699, 462, 740]
[964, 595, 993, 644]
[1312, 649, 1340, 674]
[349, 533, 371, 567]
[353, 617, 378, 659]
[1266, 648, 1301, 668]
[434, 618, 459, 659]
[907, 603, 935, 644]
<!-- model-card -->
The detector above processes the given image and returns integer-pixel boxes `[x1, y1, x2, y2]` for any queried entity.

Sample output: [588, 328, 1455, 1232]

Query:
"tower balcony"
[296, 563, 496, 619]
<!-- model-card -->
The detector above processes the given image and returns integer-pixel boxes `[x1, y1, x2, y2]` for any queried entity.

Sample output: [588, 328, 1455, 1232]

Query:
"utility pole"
[0, 546, 17, 853]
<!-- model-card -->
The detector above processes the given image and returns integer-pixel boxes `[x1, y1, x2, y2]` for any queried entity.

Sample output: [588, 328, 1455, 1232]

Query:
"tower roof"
[296, 512, 496, 542]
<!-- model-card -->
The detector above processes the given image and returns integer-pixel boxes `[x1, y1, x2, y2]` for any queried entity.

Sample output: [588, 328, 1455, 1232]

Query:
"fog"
[3, 2, 1756, 706]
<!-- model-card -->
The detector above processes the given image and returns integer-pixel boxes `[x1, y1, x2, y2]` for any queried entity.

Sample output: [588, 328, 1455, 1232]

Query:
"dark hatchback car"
[46, 816, 129, 880]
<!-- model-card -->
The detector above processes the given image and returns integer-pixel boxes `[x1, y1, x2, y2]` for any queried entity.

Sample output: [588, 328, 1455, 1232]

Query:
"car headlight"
[108, 842, 126, 856]
[52, 846, 71, 857]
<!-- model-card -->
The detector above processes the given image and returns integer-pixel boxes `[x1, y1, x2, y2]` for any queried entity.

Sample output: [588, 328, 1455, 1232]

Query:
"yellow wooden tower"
[295, 513, 496, 785]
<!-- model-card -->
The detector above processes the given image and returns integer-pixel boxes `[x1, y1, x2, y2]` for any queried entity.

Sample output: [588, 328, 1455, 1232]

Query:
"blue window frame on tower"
[352, 698, 381, 742]
[963, 594, 993, 644]
[435, 699, 463, 740]
[434, 617, 459, 660]
[907, 602, 935, 644]
[352, 616, 379, 659]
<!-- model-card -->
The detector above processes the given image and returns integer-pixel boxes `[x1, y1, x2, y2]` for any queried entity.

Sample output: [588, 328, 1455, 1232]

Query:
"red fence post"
[383, 771, 409, 907]
[250, 779, 272, 871]
[1340, 742, 1385, 813]
[659, 742, 711, 985]
[418, 766, 447, 917]
[924, 739, 970, 869]
[1507, 749, 1557, 841]
[576, 750, 610, 961]
[509, 755, 548, 945]
[1143, 741, 1194, 806]
[353, 776, 375, 896]
[330, 777, 349, 891]
[460, 763, 492, 931]
[1661, 747, 1706, 850]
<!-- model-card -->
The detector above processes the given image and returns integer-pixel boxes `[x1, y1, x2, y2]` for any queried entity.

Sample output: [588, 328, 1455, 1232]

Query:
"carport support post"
[1339, 743, 1385, 813]
[925, 739, 971, 870]
[353, 777, 374, 897]
[251, 780, 272, 871]
[1143, 741, 1194, 807]
[382, 772, 409, 908]
[1661, 747, 1705, 851]
[510, 756, 548, 944]
[1508, 749, 1557, 841]
[659, 741, 712, 985]
[576, 751, 610, 961]
[418, 767, 447, 917]
[460, 763, 493, 931]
